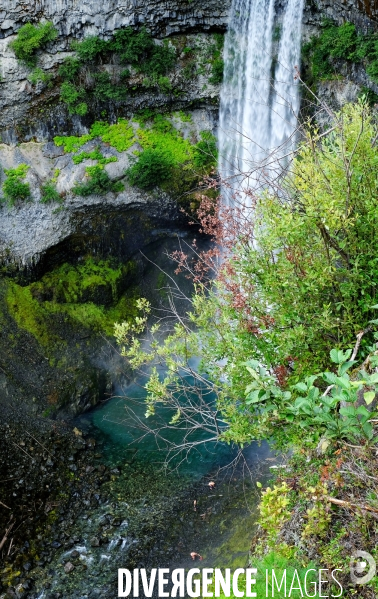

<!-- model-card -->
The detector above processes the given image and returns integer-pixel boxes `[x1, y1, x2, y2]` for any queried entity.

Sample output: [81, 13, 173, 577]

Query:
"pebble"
[64, 562, 75, 574]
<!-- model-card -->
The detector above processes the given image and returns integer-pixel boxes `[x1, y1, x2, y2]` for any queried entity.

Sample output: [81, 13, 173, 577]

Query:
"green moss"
[6, 258, 139, 346]
[95, 119, 135, 152]
[54, 134, 92, 153]
[6, 282, 53, 347]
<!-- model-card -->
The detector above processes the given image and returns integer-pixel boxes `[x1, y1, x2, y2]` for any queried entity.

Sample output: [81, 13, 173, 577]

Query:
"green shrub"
[2, 165, 31, 206]
[58, 57, 81, 80]
[209, 57, 224, 84]
[58, 27, 177, 114]
[40, 182, 61, 204]
[71, 36, 107, 62]
[9, 22, 57, 66]
[303, 20, 378, 84]
[60, 82, 87, 115]
[157, 75, 172, 94]
[73, 165, 124, 196]
[28, 67, 52, 86]
[93, 72, 127, 101]
[125, 149, 174, 189]
[193, 131, 218, 169]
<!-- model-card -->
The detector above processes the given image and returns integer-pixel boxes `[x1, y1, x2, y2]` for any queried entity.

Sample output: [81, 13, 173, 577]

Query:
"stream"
[29, 235, 280, 599]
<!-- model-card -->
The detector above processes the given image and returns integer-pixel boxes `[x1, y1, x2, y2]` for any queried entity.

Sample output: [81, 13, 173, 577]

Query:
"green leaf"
[323, 371, 338, 385]
[293, 382, 308, 393]
[256, 481, 262, 488]
[330, 349, 341, 363]
[338, 360, 355, 375]
[364, 391, 375, 405]
[340, 406, 357, 418]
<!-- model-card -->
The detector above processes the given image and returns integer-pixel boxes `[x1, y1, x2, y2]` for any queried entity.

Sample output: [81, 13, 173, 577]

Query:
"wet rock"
[71, 550, 80, 558]
[42, 142, 64, 159]
[90, 536, 100, 547]
[22, 562, 32, 572]
[64, 561, 75, 574]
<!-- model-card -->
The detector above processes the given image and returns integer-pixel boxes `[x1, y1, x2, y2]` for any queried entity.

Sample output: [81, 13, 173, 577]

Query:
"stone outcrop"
[0, 0, 230, 41]
[0, 107, 215, 269]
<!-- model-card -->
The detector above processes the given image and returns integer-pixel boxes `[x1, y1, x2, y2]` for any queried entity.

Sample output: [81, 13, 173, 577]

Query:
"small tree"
[115, 100, 378, 453]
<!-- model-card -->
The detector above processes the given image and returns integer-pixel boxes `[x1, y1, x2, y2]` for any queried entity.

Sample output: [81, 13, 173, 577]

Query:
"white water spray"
[218, 0, 305, 201]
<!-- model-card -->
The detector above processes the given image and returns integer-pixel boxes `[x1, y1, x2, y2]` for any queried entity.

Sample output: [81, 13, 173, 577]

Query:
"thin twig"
[351, 326, 372, 362]
[328, 496, 378, 514]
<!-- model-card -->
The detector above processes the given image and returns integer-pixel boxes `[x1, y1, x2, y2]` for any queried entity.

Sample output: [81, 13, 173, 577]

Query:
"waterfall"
[218, 0, 305, 203]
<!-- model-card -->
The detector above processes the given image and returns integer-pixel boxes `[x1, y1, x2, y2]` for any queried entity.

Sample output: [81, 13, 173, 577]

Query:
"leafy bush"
[40, 182, 61, 204]
[2, 165, 31, 206]
[193, 131, 218, 169]
[116, 101, 378, 449]
[93, 72, 127, 102]
[60, 82, 87, 115]
[58, 27, 177, 113]
[71, 36, 107, 62]
[303, 20, 378, 83]
[209, 57, 224, 84]
[125, 149, 174, 189]
[9, 21, 57, 66]
[28, 67, 52, 86]
[58, 57, 81, 80]
[109, 27, 176, 77]
[73, 165, 124, 196]
[157, 76, 172, 94]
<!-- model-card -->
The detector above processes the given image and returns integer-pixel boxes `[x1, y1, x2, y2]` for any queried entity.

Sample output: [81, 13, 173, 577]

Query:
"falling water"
[218, 0, 305, 202]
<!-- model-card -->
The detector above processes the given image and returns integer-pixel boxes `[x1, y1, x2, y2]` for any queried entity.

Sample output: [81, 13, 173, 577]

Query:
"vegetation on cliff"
[116, 101, 378, 596]
[9, 21, 57, 67]
[1, 165, 31, 207]
[54, 112, 218, 194]
[6, 257, 138, 346]
[303, 19, 378, 87]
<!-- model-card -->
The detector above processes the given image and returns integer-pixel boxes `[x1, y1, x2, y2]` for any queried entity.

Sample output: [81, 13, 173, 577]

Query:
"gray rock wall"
[0, 0, 230, 41]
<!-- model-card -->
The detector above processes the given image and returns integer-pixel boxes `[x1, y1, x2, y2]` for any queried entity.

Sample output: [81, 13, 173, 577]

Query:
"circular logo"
[350, 551, 376, 585]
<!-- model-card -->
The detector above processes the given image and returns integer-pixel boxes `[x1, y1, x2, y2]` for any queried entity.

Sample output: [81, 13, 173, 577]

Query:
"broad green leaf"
[294, 382, 308, 393]
[364, 391, 375, 405]
[339, 361, 355, 375]
[340, 406, 357, 418]
[330, 349, 342, 364]
[323, 372, 338, 385]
